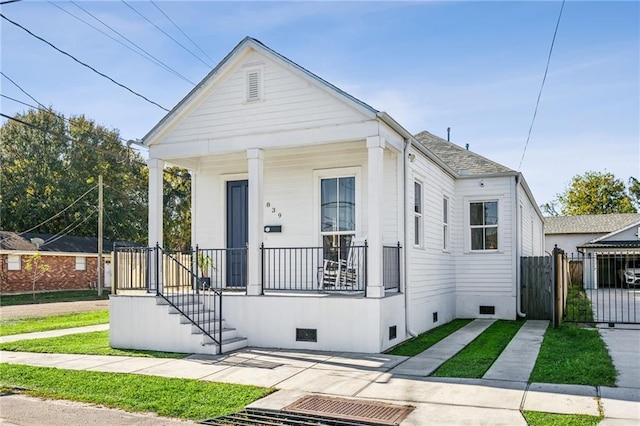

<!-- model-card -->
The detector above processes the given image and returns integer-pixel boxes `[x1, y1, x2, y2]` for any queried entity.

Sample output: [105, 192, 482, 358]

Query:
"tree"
[554, 171, 636, 215]
[25, 252, 50, 301]
[1, 108, 148, 243]
[629, 177, 640, 211]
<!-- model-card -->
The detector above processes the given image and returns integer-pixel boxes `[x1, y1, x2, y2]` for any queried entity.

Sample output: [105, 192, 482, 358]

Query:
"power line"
[41, 207, 98, 247]
[0, 13, 169, 111]
[121, 0, 212, 68]
[518, 0, 566, 171]
[2, 111, 189, 179]
[0, 71, 46, 109]
[149, 0, 214, 64]
[58, 1, 195, 86]
[12, 186, 97, 237]
[0, 0, 23, 5]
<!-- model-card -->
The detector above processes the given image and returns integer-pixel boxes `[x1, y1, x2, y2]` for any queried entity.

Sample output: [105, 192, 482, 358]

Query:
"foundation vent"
[296, 328, 317, 342]
[479, 305, 495, 315]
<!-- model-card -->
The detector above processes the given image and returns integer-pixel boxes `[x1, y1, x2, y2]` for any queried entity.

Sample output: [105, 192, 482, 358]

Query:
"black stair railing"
[157, 245, 223, 354]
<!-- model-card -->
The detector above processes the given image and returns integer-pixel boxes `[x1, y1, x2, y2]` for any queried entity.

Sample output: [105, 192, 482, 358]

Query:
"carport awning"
[578, 240, 640, 250]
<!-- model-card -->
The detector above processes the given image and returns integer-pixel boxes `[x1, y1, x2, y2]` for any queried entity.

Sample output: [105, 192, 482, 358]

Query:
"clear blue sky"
[2, 1, 638, 208]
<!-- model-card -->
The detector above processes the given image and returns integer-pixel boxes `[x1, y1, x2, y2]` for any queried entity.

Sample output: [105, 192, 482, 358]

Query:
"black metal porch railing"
[195, 247, 247, 290]
[112, 245, 154, 292]
[383, 243, 402, 292]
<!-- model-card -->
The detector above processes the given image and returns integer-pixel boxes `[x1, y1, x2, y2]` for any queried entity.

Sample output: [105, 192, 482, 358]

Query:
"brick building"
[0, 231, 134, 294]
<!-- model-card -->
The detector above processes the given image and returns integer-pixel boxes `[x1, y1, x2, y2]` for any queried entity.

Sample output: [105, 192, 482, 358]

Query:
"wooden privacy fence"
[521, 255, 553, 320]
[521, 247, 570, 327]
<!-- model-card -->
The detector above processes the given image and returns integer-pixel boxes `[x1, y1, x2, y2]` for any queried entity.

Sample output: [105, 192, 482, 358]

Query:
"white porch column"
[247, 148, 264, 296]
[148, 157, 164, 292]
[148, 158, 164, 248]
[367, 136, 385, 298]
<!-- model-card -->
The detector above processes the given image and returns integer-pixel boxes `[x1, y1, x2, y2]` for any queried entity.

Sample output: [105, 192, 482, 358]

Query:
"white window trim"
[7, 254, 21, 271]
[413, 179, 424, 248]
[75, 256, 86, 271]
[468, 199, 499, 252]
[443, 196, 449, 252]
[313, 167, 361, 247]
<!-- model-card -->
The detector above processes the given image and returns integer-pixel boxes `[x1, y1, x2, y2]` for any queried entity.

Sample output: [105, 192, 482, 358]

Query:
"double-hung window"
[443, 197, 449, 250]
[470, 201, 498, 250]
[414, 181, 423, 247]
[321, 176, 355, 261]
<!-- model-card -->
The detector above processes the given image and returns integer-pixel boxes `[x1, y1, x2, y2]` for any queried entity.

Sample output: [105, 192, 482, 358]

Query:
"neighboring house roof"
[544, 214, 640, 235]
[0, 231, 138, 253]
[413, 131, 514, 176]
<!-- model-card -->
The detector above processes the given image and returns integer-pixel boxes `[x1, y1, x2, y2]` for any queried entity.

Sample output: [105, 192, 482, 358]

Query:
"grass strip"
[522, 410, 602, 426]
[432, 320, 525, 378]
[0, 330, 187, 358]
[529, 323, 616, 386]
[387, 319, 472, 356]
[0, 363, 274, 421]
[564, 284, 594, 322]
[0, 290, 109, 306]
[0, 310, 109, 336]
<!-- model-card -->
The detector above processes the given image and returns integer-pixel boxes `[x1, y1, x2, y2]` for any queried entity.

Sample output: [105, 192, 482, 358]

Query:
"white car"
[619, 259, 640, 287]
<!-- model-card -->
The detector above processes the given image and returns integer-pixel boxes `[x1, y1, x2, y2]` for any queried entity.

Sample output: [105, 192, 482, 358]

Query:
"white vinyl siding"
[7, 255, 21, 270]
[405, 149, 457, 333]
[159, 50, 368, 146]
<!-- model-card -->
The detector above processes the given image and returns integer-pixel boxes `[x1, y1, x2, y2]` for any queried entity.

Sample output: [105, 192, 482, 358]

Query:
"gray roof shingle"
[0, 231, 139, 253]
[413, 131, 514, 176]
[544, 214, 640, 235]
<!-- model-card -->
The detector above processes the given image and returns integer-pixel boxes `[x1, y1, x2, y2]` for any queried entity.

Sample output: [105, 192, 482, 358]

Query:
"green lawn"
[0, 290, 109, 306]
[387, 319, 472, 356]
[0, 310, 109, 336]
[432, 320, 525, 378]
[0, 363, 273, 421]
[0, 330, 187, 358]
[529, 323, 616, 386]
[522, 410, 602, 426]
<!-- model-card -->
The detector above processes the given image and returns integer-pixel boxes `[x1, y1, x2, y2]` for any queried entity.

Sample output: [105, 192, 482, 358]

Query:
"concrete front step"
[155, 295, 248, 355]
[202, 336, 248, 355]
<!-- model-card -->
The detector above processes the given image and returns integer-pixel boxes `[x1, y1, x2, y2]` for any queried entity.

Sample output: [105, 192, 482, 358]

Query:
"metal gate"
[562, 251, 639, 325]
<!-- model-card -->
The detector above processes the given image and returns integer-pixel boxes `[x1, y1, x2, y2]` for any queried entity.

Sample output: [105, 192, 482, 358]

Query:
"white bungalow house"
[110, 37, 544, 355]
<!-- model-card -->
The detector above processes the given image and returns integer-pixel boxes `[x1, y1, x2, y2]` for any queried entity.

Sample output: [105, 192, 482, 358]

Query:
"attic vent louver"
[247, 70, 260, 101]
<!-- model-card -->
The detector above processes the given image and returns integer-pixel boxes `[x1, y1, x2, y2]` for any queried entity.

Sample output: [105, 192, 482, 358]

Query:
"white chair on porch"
[319, 238, 365, 289]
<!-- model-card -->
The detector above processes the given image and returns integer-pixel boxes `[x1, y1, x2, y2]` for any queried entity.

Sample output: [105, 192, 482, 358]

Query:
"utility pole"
[97, 175, 103, 295]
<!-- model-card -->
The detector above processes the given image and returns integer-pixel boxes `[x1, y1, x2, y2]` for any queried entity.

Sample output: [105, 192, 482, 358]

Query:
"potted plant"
[197, 251, 213, 290]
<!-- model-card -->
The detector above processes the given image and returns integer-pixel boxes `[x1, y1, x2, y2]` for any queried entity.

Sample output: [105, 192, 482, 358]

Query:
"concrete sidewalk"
[1, 319, 638, 424]
[0, 324, 110, 343]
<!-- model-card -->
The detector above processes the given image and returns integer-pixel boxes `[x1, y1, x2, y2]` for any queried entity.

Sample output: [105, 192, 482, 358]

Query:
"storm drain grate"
[284, 395, 413, 425]
[200, 407, 400, 425]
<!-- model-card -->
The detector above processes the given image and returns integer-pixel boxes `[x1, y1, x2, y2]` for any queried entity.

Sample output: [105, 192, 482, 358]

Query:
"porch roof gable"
[141, 37, 383, 147]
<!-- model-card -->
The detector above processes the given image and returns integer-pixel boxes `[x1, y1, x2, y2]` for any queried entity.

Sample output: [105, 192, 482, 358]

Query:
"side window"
[8, 255, 21, 270]
[470, 201, 498, 250]
[414, 181, 423, 247]
[75, 256, 86, 271]
[443, 197, 449, 251]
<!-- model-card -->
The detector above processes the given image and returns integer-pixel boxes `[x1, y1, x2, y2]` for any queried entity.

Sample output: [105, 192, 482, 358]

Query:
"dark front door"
[226, 180, 248, 287]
